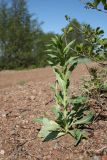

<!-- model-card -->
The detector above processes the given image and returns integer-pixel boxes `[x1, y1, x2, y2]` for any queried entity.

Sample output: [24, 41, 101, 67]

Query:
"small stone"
[22, 120, 28, 124]
[0, 111, 6, 118]
[0, 150, 5, 155]
[32, 90, 36, 93]
[29, 96, 35, 100]
[53, 143, 59, 149]
[2, 113, 6, 117]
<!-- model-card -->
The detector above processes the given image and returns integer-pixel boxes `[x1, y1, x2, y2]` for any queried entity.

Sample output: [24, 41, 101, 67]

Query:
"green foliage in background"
[85, 0, 107, 11]
[64, 15, 107, 60]
[0, 0, 106, 70]
[0, 0, 54, 69]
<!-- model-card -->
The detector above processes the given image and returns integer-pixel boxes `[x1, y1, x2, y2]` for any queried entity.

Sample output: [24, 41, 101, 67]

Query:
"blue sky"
[28, 0, 107, 37]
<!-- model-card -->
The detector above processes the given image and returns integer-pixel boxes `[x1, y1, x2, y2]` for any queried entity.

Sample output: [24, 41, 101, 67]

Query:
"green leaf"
[65, 15, 70, 21]
[51, 37, 57, 46]
[100, 81, 107, 91]
[69, 130, 75, 137]
[33, 117, 43, 123]
[42, 117, 50, 125]
[96, 27, 100, 32]
[68, 61, 78, 72]
[62, 28, 67, 34]
[44, 131, 65, 141]
[65, 57, 78, 67]
[71, 96, 87, 105]
[94, 0, 101, 6]
[76, 44, 83, 52]
[69, 129, 89, 145]
[54, 68, 66, 91]
[55, 91, 64, 105]
[75, 130, 82, 145]
[67, 110, 76, 119]
[69, 129, 82, 145]
[43, 119, 60, 131]
[46, 49, 53, 52]
[68, 26, 73, 33]
[50, 84, 56, 92]
[73, 112, 93, 125]
[64, 40, 75, 54]
[47, 60, 53, 65]
[38, 118, 62, 140]
[48, 54, 57, 58]
[104, 3, 107, 10]
[52, 105, 61, 118]
[82, 131, 88, 139]
[66, 65, 76, 80]
[38, 126, 50, 139]
[98, 30, 104, 35]
[34, 117, 63, 141]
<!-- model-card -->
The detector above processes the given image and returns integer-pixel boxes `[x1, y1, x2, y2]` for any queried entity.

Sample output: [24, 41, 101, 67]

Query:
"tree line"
[0, 0, 55, 69]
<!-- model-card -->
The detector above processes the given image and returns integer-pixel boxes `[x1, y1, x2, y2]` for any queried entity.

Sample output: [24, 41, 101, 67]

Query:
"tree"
[63, 15, 107, 60]
[82, 0, 107, 13]
[65, 18, 83, 44]
[7, 0, 40, 68]
[0, 0, 9, 57]
[80, 0, 107, 60]
[0, 0, 43, 69]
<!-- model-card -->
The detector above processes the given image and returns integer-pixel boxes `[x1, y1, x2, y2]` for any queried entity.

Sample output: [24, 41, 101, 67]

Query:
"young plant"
[82, 67, 107, 98]
[33, 26, 93, 145]
[82, 67, 107, 120]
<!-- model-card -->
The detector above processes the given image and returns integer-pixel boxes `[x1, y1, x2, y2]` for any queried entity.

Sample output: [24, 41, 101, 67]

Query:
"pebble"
[0, 111, 6, 118]
[29, 96, 35, 100]
[0, 150, 5, 155]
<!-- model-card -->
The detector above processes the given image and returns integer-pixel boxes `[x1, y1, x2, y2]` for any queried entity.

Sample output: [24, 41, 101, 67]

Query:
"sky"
[28, 0, 107, 37]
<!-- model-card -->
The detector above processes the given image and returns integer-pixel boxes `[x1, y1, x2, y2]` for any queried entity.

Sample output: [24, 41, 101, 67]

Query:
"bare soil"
[0, 64, 107, 160]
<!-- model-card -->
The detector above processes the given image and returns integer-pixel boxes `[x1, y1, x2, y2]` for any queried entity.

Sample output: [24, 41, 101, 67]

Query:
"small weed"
[82, 67, 107, 120]
[82, 67, 107, 98]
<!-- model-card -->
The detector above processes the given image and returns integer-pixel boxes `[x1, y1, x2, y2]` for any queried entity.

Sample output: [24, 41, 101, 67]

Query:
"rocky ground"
[0, 64, 107, 160]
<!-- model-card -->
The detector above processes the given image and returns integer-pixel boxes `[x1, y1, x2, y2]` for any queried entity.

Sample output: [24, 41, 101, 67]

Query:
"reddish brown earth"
[0, 64, 107, 160]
